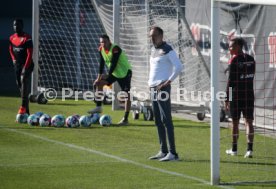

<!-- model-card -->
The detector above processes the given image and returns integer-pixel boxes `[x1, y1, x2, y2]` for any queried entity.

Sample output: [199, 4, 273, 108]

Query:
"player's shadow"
[221, 180, 276, 187]
[45, 102, 91, 106]
[114, 123, 155, 127]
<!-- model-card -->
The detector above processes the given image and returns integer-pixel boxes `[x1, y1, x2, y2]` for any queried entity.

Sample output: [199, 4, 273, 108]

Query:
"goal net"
[201, 0, 276, 184]
[34, 0, 276, 185]
[37, 0, 106, 92]
[117, 0, 210, 108]
[35, 0, 210, 111]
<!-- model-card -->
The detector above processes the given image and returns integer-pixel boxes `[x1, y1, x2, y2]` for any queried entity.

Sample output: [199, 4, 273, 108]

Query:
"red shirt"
[9, 33, 33, 69]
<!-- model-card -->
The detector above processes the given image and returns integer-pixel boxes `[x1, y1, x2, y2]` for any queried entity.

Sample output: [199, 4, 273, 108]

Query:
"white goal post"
[210, 0, 220, 185]
[31, 0, 39, 97]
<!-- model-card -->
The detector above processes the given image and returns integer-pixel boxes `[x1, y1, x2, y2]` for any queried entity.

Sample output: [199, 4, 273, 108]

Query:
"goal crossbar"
[215, 0, 276, 6]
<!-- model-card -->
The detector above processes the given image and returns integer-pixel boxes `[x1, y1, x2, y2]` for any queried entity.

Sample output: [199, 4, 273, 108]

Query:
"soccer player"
[148, 26, 183, 161]
[9, 19, 34, 115]
[225, 37, 255, 158]
[88, 34, 132, 126]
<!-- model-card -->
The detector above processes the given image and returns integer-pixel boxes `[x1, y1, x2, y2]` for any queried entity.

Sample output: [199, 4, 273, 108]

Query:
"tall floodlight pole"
[211, 0, 220, 185]
[112, 0, 120, 110]
[32, 0, 39, 96]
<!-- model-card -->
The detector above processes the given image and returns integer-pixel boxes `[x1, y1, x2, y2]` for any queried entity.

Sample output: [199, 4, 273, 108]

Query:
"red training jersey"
[9, 33, 33, 69]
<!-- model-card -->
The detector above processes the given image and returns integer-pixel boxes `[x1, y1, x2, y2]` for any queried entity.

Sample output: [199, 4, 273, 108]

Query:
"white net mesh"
[38, 0, 106, 91]
[92, 0, 210, 107]
[36, 0, 276, 184]
[214, 1, 276, 184]
[38, 0, 210, 108]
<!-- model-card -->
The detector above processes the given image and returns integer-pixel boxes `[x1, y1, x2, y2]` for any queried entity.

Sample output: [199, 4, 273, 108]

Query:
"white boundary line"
[3, 128, 233, 189]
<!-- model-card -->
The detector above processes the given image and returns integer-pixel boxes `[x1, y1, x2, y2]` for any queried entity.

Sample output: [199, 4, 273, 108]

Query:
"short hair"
[100, 34, 110, 41]
[230, 37, 245, 49]
[14, 18, 24, 26]
[150, 26, 163, 36]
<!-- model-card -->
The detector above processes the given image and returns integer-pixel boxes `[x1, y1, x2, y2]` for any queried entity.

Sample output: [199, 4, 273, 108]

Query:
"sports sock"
[124, 111, 129, 121]
[247, 143, 253, 151]
[22, 97, 28, 108]
[232, 143, 237, 152]
[95, 101, 102, 107]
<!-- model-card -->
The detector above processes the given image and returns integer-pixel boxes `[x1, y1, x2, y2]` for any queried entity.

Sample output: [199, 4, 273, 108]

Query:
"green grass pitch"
[0, 96, 275, 189]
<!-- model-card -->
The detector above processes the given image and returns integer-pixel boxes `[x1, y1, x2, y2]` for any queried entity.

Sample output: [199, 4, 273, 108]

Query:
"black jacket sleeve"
[108, 46, 122, 76]
[226, 60, 237, 101]
[99, 52, 105, 74]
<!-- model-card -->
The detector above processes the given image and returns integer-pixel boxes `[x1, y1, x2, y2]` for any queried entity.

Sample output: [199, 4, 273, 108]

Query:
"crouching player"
[88, 34, 132, 126]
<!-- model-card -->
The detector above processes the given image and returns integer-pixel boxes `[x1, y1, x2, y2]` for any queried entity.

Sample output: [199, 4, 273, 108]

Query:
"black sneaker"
[117, 118, 129, 126]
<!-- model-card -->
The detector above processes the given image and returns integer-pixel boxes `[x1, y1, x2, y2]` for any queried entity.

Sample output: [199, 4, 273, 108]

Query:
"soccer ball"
[99, 114, 112, 126]
[27, 114, 40, 126]
[79, 115, 91, 127]
[34, 111, 44, 118]
[66, 115, 80, 128]
[90, 113, 100, 124]
[39, 114, 51, 127]
[16, 113, 29, 123]
[72, 114, 80, 120]
[51, 115, 65, 127]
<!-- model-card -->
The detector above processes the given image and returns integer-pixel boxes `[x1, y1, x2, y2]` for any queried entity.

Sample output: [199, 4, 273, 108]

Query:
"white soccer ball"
[27, 114, 40, 126]
[51, 115, 65, 127]
[16, 113, 29, 123]
[66, 115, 80, 128]
[39, 114, 51, 127]
[99, 114, 112, 126]
[79, 115, 91, 127]
[34, 111, 44, 118]
[90, 113, 100, 124]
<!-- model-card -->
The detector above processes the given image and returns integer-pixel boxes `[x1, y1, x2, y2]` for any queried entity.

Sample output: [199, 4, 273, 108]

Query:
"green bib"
[101, 44, 131, 78]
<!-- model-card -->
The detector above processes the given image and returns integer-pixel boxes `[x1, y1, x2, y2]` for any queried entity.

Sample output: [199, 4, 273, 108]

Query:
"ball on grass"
[99, 115, 112, 126]
[39, 114, 51, 127]
[79, 115, 91, 127]
[66, 115, 80, 128]
[90, 113, 100, 124]
[34, 111, 44, 118]
[51, 115, 65, 127]
[16, 113, 29, 124]
[27, 114, 40, 126]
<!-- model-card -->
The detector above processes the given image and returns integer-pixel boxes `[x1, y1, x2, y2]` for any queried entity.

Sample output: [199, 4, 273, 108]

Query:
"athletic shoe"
[244, 151, 253, 158]
[148, 151, 167, 160]
[159, 152, 179, 161]
[18, 106, 26, 114]
[225, 149, 237, 156]
[117, 118, 129, 126]
[87, 106, 102, 114]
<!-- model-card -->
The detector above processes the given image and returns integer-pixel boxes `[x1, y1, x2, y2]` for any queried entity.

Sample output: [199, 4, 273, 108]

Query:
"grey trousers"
[151, 85, 176, 154]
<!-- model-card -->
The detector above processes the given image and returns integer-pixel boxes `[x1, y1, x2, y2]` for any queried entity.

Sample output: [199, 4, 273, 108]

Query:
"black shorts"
[230, 100, 254, 120]
[14, 63, 34, 84]
[105, 70, 132, 92]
